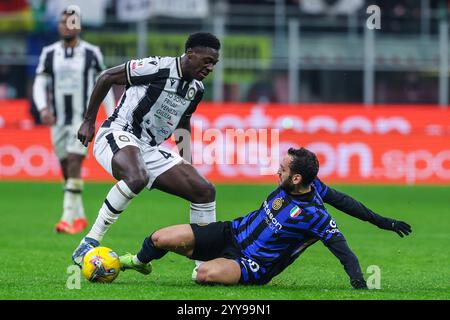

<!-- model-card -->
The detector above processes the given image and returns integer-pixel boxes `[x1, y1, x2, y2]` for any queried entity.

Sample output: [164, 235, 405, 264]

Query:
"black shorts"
[190, 221, 241, 262]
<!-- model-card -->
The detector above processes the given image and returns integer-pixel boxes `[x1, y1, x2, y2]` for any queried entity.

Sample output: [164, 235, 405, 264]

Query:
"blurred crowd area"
[1, 0, 450, 105]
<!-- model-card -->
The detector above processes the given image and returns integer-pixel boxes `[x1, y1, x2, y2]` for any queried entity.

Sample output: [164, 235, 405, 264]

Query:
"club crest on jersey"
[272, 198, 283, 211]
[290, 206, 302, 218]
[187, 87, 196, 100]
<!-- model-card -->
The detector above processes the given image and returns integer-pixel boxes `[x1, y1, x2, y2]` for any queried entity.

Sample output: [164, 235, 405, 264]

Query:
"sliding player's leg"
[121, 221, 237, 282]
[120, 224, 194, 274]
[196, 258, 241, 285]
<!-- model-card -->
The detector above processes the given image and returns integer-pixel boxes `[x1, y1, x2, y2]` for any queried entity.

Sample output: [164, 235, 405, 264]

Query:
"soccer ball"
[82, 247, 120, 283]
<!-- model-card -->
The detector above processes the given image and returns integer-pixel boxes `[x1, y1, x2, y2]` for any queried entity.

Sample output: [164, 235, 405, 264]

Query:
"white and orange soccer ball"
[81, 247, 120, 283]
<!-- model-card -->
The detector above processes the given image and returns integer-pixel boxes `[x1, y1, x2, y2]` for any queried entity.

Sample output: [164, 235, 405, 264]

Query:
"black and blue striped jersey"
[312, 178, 329, 198]
[230, 181, 344, 284]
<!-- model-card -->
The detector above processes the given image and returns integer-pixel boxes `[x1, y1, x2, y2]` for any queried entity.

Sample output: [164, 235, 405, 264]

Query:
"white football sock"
[75, 196, 86, 219]
[190, 201, 216, 225]
[61, 178, 83, 223]
[86, 180, 136, 242]
[71, 179, 85, 219]
[190, 201, 216, 269]
[133, 255, 144, 265]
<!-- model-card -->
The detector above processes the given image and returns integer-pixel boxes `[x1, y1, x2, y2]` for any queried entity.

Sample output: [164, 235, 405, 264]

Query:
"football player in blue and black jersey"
[119, 147, 411, 288]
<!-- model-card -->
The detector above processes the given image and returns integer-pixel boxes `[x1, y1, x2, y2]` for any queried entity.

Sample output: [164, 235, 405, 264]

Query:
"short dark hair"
[287, 147, 319, 187]
[185, 32, 221, 52]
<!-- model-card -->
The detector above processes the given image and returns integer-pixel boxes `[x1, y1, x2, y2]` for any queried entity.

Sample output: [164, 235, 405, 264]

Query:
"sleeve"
[102, 89, 116, 117]
[35, 47, 52, 75]
[125, 57, 160, 86]
[312, 178, 329, 198]
[321, 186, 388, 226]
[325, 238, 367, 289]
[310, 214, 344, 244]
[93, 47, 107, 73]
[33, 74, 49, 111]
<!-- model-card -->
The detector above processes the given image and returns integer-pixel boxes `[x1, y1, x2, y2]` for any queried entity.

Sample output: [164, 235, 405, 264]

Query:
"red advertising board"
[1, 100, 449, 184]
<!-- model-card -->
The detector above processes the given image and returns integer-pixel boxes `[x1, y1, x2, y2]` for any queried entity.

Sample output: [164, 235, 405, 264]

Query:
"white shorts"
[93, 127, 183, 189]
[51, 124, 88, 159]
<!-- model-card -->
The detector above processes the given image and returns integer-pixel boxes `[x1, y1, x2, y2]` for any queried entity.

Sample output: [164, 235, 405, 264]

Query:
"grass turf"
[0, 181, 448, 300]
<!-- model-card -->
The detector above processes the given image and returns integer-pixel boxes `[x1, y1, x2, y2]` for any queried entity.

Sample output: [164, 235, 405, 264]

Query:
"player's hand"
[377, 218, 412, 238]
[77, 120, 95, 147]
[39, 107, 55, 126]
[391, 220, 412, 237]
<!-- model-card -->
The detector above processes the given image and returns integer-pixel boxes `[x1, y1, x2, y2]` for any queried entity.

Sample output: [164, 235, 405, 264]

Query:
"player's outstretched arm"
[317, 180, 412, 237]
[78, 64, 127, 147]
[325, 238, 368, 289]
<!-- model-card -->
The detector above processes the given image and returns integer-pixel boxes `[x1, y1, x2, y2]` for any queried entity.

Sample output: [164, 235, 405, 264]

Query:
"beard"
[61, 34, 76, 42]
[280, 178, 295, 193]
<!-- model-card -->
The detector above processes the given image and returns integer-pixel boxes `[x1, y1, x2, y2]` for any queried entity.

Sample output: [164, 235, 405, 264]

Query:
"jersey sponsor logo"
[132, 60, 145, 70]
[289, 205, 302, 218]
[271, 197, 283, 211]
[329, 219, 337, 228]
[156, 126, 170, 137]
[326, 219, 341, 234]
[263, 201, 282, 232]
[167, 92, 187, 106]
[156, 108, 174, 121]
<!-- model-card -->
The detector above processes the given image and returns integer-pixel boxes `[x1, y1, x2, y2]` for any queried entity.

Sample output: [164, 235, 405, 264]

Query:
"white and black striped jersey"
[102, 56, 204, 147]
[34, 40, 108, 126]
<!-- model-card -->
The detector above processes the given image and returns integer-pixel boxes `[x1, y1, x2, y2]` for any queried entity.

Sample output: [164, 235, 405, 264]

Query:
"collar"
[60, 38, 81, 49]
[176, 56, 183, 78]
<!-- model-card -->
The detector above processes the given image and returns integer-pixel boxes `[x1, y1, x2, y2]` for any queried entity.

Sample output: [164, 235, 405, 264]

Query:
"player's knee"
[150, 231, 171, 249]
[124, 170, 149, 193]
[196, 264, 220, 284]
[191, 181, 216, 203]
[196, 264, 213, 283]
[150, 231, 162, 247]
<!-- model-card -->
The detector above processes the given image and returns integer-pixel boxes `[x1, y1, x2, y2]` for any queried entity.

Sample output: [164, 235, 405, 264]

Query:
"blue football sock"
[136, 236, 168, 263]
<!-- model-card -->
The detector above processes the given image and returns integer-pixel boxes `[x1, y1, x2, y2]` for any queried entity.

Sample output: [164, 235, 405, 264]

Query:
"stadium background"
[0, 0, 449, 300]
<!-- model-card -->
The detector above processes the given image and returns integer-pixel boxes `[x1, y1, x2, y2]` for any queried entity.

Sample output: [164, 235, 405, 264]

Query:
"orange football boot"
[55, 220, 75, 234]
[71, 218, 89, 233]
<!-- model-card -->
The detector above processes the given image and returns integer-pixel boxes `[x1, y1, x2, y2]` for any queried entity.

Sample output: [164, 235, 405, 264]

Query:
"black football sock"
[136, 235, 168, 264]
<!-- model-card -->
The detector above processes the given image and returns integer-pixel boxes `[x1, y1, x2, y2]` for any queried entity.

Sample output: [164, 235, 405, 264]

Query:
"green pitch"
[0, 181, 448, 300]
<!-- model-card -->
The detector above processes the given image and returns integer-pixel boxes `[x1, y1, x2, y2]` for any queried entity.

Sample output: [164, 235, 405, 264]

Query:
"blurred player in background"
[33, 7, 115, 234]
[71, 33, 221, 278]
[120, 147, 411, 288]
